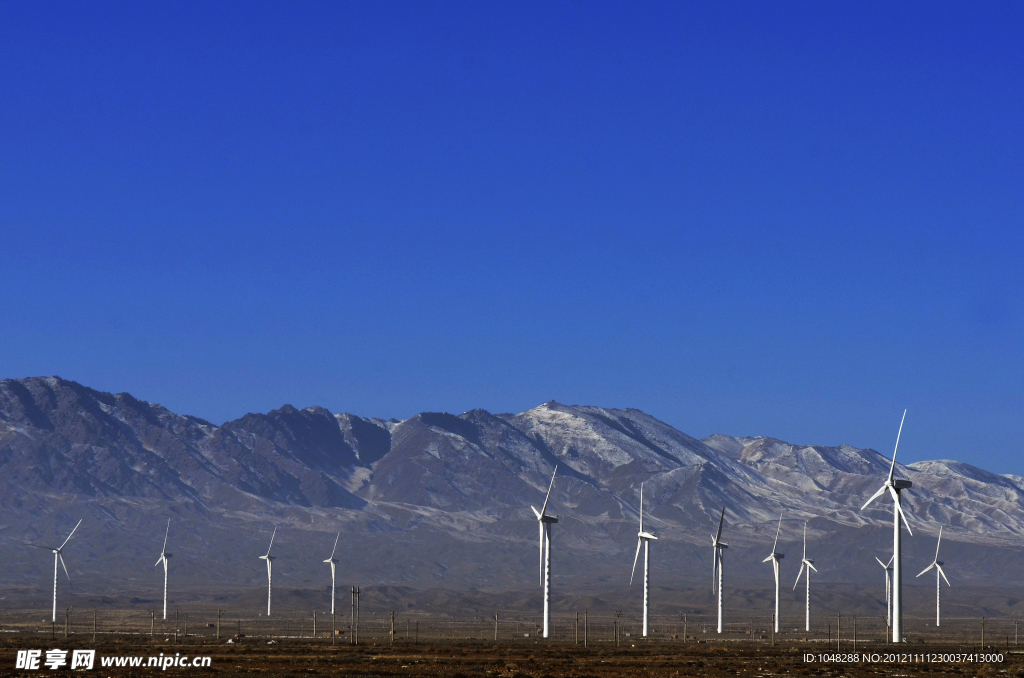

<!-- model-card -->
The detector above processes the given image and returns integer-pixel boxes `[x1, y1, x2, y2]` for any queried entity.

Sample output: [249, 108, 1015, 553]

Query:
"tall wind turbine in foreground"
[27, 519, 82, 623]
[530, 467, 558, 638]
[916, 526, 950, 627]
[155, 519, 172, 620]
[711, 507, 728, 634]
[793, 521, 817, 632]
[259, 527, 277, 616]
[629, 483, 658, 637]
[762, 513, 784, 633]
[324, 532, 341, 615]
[860, 410, 913, 643]
[874, 555, 893, 629]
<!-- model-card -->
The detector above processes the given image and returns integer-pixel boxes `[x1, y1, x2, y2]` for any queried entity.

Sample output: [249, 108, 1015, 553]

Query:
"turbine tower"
[860, 410, 913, 643]
[762, 513, 784, 633]
[27, 519, 82, 623]
[629, 483, 658, 637]
[154, 519, 172, 620]
[874, 555, 893, 629]
[530, 466, 558, 638]
[259, 527, 277, 616]
[793, 521, 817, 632]
[324, 532, 341, 615]
[711, 507, 728, 634]
[916, 526, 950, 627]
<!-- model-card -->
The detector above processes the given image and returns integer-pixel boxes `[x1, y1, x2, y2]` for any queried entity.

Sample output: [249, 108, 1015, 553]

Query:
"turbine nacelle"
[638, 531, 657, 540]
[531, 506, 559, 523]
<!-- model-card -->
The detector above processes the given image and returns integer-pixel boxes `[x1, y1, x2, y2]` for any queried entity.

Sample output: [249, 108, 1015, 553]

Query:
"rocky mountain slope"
[1, 376, 1022, 615]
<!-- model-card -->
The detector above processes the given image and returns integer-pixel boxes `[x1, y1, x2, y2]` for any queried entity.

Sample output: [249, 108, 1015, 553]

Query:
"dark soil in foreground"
[1, 639, 1022, 677]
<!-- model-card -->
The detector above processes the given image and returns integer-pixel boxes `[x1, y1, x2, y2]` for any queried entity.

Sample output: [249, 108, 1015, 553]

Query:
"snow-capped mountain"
[1, 376, 1022, 613]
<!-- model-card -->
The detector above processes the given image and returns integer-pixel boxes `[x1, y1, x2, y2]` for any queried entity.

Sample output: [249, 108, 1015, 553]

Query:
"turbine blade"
[888, 409, 907, 483]
[860, 484, 887, 511]
[266, 526, 277, 556]
[875, 556, 886, 568]
[629, 538, 642, 585]
[793, 562, 805, 590]
[639, 483, 644, 533]
[886, 555, 894, 567]
[58, 519, 83, 551]
[25, 543, 54, 550]
[539, 466, 557, 518]
[916, 563, 935, 577]
[887, 486, 913, 535]
[155, 555, 164, 567]
[771, 513, 782, 553]
[762, 554, 774, 563]
[712, 548, 718, 594]
[807, 562, 817, 572]
[802, 522, 807, 560]
[59, 553, 71, 584]
[715, 507, 725, 542]
[538, 521, 544, 586]
[162, 519, 170, 553]
[935, 526, 942, 561]
[937, 564, 950, 587]
[330, 531, 341, 560]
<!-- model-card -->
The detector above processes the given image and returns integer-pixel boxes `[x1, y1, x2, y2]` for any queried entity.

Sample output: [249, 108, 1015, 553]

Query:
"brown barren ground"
[2, 638, 1023, 677]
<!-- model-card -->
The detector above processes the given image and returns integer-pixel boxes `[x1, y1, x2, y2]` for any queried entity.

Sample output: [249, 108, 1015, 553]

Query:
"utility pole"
[313, 610, 317, 639]
[853, 616, 857, 652]
[356, 587, 360, 645]
[184, 614, 188, 639]
[175, 609, 179, 643]
[391, 611, 395, 645]
[93, 609, 97, 642]
[982, 617, 986, 649]
[350, 587, 355, 645]
[151, 610, 155, 638]
[575, 612, 579, 644]
[837, 613, 841, 651]
[682, 613, 686, 644]
[217, 610, 222, 640]
[494, 613, 498, 642]
[64, 608, 69, 638]
[585, 609, 589, 648]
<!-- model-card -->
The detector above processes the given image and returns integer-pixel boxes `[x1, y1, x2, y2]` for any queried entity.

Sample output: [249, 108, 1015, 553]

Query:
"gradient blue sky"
[2, 2, 1022, 472]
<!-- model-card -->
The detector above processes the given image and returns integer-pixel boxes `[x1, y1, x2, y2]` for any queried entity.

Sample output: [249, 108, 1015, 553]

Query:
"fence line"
[0, 608, 1019, 647]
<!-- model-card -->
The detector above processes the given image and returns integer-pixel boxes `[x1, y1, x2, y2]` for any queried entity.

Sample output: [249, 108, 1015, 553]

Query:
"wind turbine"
[27, 519, 82, 623]
[154, 519, 172, 620]
[793, 521, 817, 632]
[711, 507, 728, 634]
[259, 527, 277, 616]
[324, 532, 341, 615]
[762, 513, 784, 633]
[530, 466, 558, 639]
[629, 483, 658, 637]
[874, 555, 893, 629]
[916, 526, 950, 627]
[860, 410, 913, 643]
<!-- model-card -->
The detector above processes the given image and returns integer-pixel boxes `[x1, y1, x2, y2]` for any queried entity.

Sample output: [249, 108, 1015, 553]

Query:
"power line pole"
[217, 610, 221, 640]
[391, 611, 395, 645]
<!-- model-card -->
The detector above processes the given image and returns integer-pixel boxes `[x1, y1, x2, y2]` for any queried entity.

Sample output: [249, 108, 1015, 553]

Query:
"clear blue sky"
[2, 2, 1022, 472]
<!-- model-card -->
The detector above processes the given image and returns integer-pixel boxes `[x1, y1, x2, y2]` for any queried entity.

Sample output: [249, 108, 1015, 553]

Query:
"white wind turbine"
[27, 519, 82, 623]
[762, 513, 784, 633]
[530, 466, 558, 639]
[860, 410, 913, 643]
[916, 526, 950, 627]
[629, 483, 658, 637]
[711, 507, 728, 634]
[259, 527, 277, 616]
[874, 555, 893, 629]
[324, 532, 341, 615]
[154, 519, 172, 620]
[793, 521, 817, 632]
